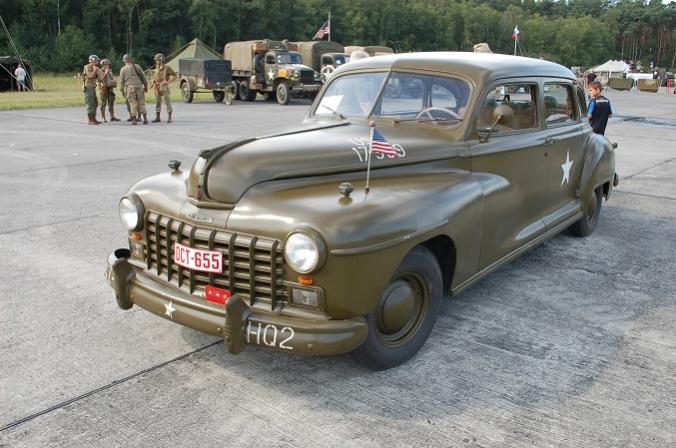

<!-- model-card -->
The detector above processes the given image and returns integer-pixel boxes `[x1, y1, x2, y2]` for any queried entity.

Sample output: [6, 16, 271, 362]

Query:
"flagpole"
[328, 11, 331, 42]
[365, 122, 374, 195]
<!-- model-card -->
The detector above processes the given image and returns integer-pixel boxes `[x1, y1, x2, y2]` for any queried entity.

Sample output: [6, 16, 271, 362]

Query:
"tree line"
[1, 0, 675, 73]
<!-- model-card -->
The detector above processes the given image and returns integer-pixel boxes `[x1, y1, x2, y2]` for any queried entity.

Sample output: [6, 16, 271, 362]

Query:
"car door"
[469, 80, 550, 268]
[540, 81, 586, 229]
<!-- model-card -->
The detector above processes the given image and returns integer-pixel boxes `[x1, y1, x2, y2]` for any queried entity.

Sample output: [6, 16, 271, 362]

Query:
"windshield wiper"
[317, 104, 346, 119]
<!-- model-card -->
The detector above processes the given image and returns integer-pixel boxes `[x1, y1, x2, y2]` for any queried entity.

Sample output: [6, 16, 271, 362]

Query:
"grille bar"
[145, 211, 286, 308]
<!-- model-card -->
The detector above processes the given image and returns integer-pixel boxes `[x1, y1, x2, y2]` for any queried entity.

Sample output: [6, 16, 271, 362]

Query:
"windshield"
[315, 72, 387, 118]
[277, 52, 303, 65]
[314, 71, 471, 122]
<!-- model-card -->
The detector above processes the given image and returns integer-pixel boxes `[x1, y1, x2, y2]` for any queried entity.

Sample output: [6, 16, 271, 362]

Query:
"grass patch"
[0, 73, 208, 111]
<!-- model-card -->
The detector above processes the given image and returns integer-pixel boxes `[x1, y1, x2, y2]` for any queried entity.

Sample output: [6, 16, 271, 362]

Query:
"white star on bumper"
[165, 301, 176, 319]
[561, 150, 573, 187]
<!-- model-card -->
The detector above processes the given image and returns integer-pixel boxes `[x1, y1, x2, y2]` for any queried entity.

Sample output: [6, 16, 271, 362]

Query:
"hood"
[198, 120, 467, 204]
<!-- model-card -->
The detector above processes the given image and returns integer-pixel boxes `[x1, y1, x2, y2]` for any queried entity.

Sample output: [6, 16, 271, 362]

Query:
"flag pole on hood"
[365, 120, 375, 195]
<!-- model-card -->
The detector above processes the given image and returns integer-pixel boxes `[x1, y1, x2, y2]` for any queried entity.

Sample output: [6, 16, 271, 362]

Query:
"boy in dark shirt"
[587, 81, 612, 135]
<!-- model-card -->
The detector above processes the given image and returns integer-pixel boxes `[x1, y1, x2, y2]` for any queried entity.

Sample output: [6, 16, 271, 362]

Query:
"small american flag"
[371, 128, 398, 156]
[313, 21, 330, 40]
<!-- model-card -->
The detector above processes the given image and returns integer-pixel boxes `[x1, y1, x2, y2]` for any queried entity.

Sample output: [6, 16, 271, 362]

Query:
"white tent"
[591, 60, 630, 78]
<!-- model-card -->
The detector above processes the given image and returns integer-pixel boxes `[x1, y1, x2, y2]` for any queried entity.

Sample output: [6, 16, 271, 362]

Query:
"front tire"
[276, 81, 290, 105]
[351, 246, 443, 370]
[570, 186, 603, 237]
[212, 90, 225, 103]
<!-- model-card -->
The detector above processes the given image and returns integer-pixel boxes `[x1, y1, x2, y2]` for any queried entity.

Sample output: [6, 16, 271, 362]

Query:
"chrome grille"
[144, 211, 286, 308]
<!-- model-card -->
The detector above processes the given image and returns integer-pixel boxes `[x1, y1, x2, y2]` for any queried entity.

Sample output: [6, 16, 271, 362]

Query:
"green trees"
[0, 0, 674, 72]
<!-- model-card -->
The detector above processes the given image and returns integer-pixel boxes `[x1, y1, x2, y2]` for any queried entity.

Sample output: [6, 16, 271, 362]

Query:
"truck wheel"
[569, 186, 603, 237]
[181, 82, 193, 103]
[232, 81, 241, 100]
[239, 80, 256, 101]
[351, 246, 443, 370]
[276, 81, 290, 105]
[212, 91, 225, 103]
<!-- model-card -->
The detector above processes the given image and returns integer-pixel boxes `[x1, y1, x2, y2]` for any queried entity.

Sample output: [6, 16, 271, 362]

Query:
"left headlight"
[119, 196, 143, 230]
[284, 232, 325, 274]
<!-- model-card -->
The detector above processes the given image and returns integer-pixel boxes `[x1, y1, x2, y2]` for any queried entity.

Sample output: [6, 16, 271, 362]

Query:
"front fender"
[579, 132, 616, 207]
[226, 161, 482, 318]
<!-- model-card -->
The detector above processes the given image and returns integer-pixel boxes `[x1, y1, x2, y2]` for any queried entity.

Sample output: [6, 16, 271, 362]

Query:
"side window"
[265, 55, 275, 65]
[543, 83, 576, 126]
[322, 56, 333, 66]
[477, 83, 537, 134]
[576, 87, 587, 119]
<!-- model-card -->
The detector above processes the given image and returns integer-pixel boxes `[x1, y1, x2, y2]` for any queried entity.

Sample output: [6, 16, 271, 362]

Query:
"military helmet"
[89, 54, 100, 63]
[122, 54, 131, 63]
[100, 58, 111, 66]
[154, 53, 165, 62]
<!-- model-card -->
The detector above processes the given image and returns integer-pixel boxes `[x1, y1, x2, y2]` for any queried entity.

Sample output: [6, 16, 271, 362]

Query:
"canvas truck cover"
[224, 40, 287, 72]
[291, 41, 345, 71]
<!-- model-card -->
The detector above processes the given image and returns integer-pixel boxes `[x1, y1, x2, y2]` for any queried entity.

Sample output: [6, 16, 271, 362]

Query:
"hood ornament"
[338, 182, 354, 198]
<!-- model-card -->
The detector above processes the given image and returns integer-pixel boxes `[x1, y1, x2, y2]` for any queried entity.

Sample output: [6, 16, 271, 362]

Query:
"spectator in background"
[14, 64, 26, 92]
[587, 81, 612, 136]
[585, 70, 597, 87]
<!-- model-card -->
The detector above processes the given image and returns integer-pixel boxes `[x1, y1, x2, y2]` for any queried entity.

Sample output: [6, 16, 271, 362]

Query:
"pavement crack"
[613, 190, 676, 202]
[0, 340, 221, 433]
[622, 156, 676, 180]
[0, 214, 104, 235]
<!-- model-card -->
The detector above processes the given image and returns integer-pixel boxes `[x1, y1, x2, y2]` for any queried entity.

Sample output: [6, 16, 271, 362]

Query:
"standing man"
[83, 55, 103, 125]
[119, 54, 149, 125]
[99, 59, 120, 122]
[14, 63, 27, 92]
[151, 53, 177, 123]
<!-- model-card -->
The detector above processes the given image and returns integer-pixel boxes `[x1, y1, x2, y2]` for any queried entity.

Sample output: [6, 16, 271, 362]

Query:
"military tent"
[590, 60, 630, 78]
[164, 38, 223, 73]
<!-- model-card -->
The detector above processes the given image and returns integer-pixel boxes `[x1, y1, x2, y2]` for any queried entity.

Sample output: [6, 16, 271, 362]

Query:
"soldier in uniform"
[151, 53, 177, 123]
[119, 54, 149, 125]
[83, 55, 103, 125]
[98, 59, 120, 122]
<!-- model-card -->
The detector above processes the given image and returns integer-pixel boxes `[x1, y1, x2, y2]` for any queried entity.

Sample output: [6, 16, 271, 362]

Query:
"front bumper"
[291, 83, 321, 94]
[106, 249, 367, 356]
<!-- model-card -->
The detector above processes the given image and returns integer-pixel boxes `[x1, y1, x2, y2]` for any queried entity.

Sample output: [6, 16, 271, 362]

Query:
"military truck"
[178, 58, 234, 105]
[289, 41, 350, 81]
[224, 40, 322, 105]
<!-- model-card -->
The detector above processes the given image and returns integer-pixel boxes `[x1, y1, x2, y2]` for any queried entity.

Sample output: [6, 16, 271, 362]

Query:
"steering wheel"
[416, 107, 460, 121]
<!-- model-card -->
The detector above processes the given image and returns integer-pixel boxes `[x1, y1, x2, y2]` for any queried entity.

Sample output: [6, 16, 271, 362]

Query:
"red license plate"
[173, 242, 223, 274]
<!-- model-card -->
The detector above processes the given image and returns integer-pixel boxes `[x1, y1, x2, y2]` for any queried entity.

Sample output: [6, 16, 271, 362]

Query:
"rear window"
[544, 83, 576, 126]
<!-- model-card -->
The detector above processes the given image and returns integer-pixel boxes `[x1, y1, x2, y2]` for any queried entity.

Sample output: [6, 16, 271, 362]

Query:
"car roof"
[338, 52, 576, 82]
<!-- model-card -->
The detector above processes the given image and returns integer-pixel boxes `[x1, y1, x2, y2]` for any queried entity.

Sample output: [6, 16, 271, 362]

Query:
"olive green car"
[106, 52, 617, 370]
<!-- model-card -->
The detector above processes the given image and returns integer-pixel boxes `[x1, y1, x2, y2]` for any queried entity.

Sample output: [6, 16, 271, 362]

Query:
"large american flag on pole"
[371, 128, 398, 156]
[313, 21, 330, 40]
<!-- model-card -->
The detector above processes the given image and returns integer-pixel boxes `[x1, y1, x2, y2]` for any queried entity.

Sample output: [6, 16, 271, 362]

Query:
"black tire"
[351, 246, 443, 370]
[232, 81, 241, 100]
[239, 80, 256, 102]
[212, 90, 225, 103]
[276, 81, 290, 105]
[181, 82, 193, 103]
[570, 186, 603, 237]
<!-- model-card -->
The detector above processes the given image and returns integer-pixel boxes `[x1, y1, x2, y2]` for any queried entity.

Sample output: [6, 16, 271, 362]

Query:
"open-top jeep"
[107, 53, 616, 370]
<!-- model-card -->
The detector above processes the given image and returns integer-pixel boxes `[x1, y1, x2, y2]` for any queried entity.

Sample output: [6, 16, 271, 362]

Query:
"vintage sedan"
[106, 52, 617, 370]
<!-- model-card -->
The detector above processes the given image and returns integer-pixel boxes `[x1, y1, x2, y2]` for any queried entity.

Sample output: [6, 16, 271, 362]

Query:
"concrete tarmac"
[0, 91, 674, 447]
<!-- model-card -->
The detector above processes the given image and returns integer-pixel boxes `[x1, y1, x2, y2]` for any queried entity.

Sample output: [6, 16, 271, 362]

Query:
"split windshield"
[276, 52, 303, 65]
[314, 71, 471, 123]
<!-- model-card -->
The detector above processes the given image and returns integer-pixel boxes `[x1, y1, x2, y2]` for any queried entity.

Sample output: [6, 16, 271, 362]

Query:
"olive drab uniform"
[153, 64, 176, 116]
[83, 63, 102, 123]
[119, 63, 148, 121]
[99, 67, 119, 122]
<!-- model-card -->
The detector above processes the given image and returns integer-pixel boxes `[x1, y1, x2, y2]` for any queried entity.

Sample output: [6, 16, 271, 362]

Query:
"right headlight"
[119, 196, 143, 230]
[284, 232, 324, 274]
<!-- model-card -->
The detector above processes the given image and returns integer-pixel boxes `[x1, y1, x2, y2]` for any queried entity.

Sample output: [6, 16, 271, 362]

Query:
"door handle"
[543, 137, 558, 145]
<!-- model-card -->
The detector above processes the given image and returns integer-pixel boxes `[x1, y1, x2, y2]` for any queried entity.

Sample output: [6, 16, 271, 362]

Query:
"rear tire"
[276, 81, 290, 105]
[239, 80, 256, 102]
[181, 82, 193, 103]
[351, 246, 443, 370]
[570, 186, 603, 237]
